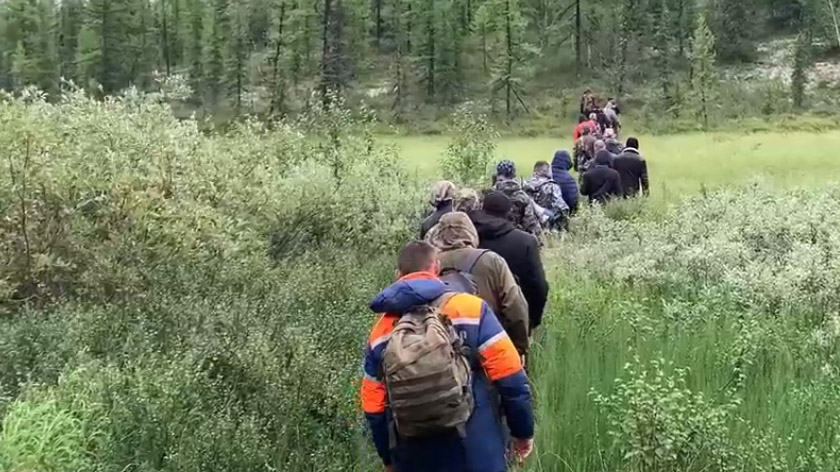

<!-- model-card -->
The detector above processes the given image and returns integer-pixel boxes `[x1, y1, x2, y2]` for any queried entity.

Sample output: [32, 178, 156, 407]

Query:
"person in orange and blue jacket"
[361, 241, 535, 472]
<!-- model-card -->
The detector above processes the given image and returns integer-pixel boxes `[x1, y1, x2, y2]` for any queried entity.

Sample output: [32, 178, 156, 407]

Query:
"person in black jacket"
[420, 180, 456, 238]
[470, 191, 549, 330]
[613, 137, 650, 197]
[581, 150, 622, 205]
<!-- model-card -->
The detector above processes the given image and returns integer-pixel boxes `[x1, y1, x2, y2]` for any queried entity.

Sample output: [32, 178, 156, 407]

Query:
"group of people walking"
[359, 92, 649, 472]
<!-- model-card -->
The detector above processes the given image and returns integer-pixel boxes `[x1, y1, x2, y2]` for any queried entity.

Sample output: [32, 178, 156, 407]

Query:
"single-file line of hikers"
[361, 92, 648, 472]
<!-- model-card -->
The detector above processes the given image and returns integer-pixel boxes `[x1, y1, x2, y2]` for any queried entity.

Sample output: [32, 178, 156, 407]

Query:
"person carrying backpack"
[493, 160, 542, 238]
[428, 212, 530, 356]
[524, 161, 569, 231]
[361, 241, 535, 472]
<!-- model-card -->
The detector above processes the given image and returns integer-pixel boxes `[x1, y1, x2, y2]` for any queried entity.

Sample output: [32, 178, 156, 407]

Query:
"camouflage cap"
[453, 188, 481, 213]
[430, 180, 457, 205]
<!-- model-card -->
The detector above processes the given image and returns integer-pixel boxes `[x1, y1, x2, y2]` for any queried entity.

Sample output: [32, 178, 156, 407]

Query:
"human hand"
[511, 437, 534, 463]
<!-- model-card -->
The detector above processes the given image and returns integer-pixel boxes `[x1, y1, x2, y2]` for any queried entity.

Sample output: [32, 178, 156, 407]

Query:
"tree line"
[0, 0, 834, 119]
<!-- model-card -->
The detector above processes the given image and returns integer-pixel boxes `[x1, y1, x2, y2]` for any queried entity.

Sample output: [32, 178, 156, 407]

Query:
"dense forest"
[1, 0, 839, 122]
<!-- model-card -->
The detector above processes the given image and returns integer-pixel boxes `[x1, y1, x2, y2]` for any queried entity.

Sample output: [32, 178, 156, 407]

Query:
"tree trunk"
[374, 0, 382, 46]
[320, 0, 331, 103]
[425, 0, 435, 99]
[269, 0, 286, 115]
[161, 0, 171, 75]
[575, 0, 581, 75]
[505, 0, 512, 118]
[406, 0, 412, 53]
[827, 0, 840, 50]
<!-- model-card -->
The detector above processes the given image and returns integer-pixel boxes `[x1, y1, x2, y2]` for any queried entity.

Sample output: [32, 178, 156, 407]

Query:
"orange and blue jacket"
[361, 272, 534, 472]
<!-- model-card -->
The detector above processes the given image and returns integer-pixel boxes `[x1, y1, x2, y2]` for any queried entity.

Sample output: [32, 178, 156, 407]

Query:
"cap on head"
[483, 191, 512, 218]
[626, 137, 640, 149]
[589, 113, 597, 120]
[453, 188, 481, 213]
[604, 128, 616, 139]
[496, 159, 516, 179]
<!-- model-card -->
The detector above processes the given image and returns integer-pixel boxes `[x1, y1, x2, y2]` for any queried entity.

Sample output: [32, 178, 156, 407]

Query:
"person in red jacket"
[362, 241, 535, 472]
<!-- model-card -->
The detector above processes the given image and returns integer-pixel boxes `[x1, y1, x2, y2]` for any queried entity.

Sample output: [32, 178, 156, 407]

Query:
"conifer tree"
[791, 30, 812, 110]
[689, 12, 717, 129]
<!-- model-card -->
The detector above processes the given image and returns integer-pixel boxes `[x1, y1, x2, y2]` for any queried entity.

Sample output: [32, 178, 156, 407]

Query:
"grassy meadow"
[2, 91, 840, 472]
[389, 131, 840, 206]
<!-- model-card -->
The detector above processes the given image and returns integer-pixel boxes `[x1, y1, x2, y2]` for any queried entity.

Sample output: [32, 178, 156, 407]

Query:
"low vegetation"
[0, 90, 420, 471]
[533, 185, 840, 471]
[3, 92, 840, 472]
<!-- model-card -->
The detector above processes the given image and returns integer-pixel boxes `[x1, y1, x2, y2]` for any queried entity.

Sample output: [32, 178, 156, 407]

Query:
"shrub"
[592, 357, 741, 472]
[0, 89, 420, 471]
[440, 105, 499, 186]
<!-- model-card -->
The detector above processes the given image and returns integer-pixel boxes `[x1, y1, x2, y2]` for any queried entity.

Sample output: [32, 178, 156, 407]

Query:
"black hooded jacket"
[420, 201, 453, 238]
[470, 210, 549, 329]
[581, 151, 622, 204]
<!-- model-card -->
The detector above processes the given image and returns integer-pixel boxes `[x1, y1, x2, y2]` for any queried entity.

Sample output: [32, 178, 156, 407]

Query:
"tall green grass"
[529, 188, 840, 472]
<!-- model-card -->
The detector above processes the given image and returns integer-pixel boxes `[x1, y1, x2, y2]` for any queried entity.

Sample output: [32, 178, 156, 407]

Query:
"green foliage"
[791, 31, 812, 109]
[592, 357, 741, 472]
[440, 105, 499, 185]
[0, 392, 98, 472]
[0, 90, 421, 470]
[689, 13, 718, 128]
[531, 182, 840, 472]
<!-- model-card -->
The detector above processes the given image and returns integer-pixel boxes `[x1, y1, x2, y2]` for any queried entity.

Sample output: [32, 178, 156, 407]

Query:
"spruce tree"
[791, 30, 812, 110]
[689, 12, 717, 129]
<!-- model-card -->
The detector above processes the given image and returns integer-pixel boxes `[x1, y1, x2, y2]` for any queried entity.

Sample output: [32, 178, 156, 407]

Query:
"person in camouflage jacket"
[492, 160, 542, 237]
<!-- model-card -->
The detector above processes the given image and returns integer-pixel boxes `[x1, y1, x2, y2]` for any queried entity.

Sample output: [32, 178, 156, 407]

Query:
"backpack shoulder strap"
[458, 249, 490, 275]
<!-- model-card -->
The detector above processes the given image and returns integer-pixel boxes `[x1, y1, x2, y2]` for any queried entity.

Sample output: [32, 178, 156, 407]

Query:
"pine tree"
[476, 0, 534, 118]
[689, 13, 717, 129]
[57, 0, 83, 82]
[225, 0, 250, 112]
[791, 30, 812, 110]
[202, 0, 227, 106]
[3, 0, 59, 93]
[184, 0, 205, 94]
[710, 0, 756, 63]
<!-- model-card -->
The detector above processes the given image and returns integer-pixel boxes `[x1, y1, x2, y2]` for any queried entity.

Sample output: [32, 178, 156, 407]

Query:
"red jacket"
[573, 120, 599, 141]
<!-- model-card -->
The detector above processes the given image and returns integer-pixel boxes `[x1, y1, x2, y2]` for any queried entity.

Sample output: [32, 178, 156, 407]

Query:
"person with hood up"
[613, 136, 650, 198]
[428, 212, 530, 355]
[551, 150, 580, 213]
[471, 192, 549, 330]
[420, 180, 456, 238]
[524, 161, 569, 231]
[581, 150, 622, 205]
[493, 160, 542, 237]
[362, 241, 535, 472]
[604, 128, 623, 155]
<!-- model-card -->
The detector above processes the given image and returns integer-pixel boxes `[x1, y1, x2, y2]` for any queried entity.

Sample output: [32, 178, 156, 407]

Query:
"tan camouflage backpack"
[382, 293, 474, 439]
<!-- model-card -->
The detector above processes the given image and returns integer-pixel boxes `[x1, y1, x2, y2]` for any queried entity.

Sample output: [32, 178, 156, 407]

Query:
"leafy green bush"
[440, 105, 499, 186]
[0, 89, 420, 471]
[592, 357, 741, 472]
